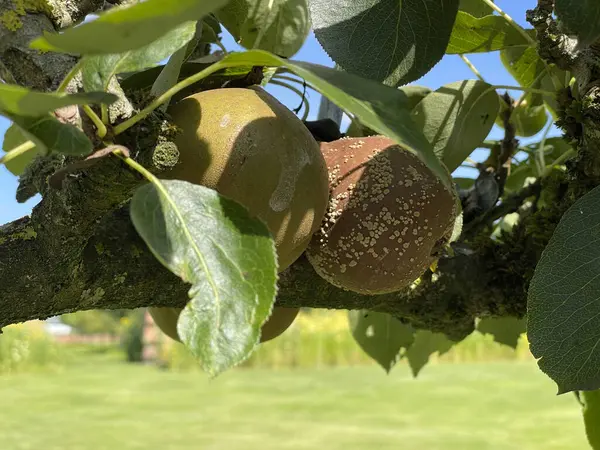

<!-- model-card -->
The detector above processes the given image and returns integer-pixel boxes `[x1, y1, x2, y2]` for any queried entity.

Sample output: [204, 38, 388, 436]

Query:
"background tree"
[1, 0, 600, 447]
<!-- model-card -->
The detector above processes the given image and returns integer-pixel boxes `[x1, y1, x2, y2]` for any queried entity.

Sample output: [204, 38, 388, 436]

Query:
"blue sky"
[0, 0, 555, 225]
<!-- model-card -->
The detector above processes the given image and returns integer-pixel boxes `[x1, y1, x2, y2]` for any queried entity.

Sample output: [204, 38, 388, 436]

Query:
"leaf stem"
[82, 105, 108, 139]
[459, 55, 485, 82]
[101, 105, 109, 125]
[543, 148, 576, 177]
[0, 140, 36, 165]
[535, 119, 553, 175]
[268, 79, 309, 120]
[56, 59, 82, 93]
[113, 148, 159, 184]
[480, 0, 536, 46]
[112, 61, 242, 136]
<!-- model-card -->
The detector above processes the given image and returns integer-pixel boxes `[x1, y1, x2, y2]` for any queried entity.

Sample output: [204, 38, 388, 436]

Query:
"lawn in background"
[0, 359, 586, 450]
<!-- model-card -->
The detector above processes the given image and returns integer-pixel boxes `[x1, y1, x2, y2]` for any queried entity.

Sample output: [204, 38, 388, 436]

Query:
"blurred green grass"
[0, 360, 587, 450]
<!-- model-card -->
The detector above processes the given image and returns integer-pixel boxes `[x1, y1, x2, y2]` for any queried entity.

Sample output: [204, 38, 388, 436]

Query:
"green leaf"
[406, 330, 454, 377]
[511, 96, 549, 138]
[30, 0, 228, 55]
[503, 162, 535, 193]
[130, 180, 278, 376]
[204, 50, 450, 190]
[477, 316, 526, 349]
[81, 22, 197, 93]
[216, 0, 310, 58]
[411, 80, 499, 173]
[0, 84, 117, 117]
[458, 0, 494, 17]
[528, 185, 600, 393]
[525, 136, 574, 164]
[399, 85, 433, 110]
[309, 0, 460, 87]
[348, 310, 415, 373]
[496, 94, 549, 138]
[9, 114, 92, 157]
[500, 43, 567, 120]
[446, 12, 531, 54]
[200, 15, 222, 44]
[1, 125, 40, 175]
[581, 390, 600, 449]
[346, 85, 431, 137]
[555, 0, 600, 48]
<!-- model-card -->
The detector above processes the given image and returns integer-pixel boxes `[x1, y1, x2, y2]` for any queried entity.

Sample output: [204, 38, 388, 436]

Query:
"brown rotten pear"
[306, 136, 458, 294]
[148, 306, 300, 343]
[162, 86, 329, 271]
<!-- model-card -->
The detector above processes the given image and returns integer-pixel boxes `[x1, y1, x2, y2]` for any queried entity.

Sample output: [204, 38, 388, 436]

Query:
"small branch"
[459, 54, 485, 82]
[463, 180, 542, 237]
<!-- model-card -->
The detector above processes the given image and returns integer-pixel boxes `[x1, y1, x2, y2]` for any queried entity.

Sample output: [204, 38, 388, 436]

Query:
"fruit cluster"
[149, 87, 457, 344]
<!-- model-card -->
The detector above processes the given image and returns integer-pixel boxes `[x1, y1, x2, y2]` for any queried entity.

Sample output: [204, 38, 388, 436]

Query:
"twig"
[459, 54, 485, 82]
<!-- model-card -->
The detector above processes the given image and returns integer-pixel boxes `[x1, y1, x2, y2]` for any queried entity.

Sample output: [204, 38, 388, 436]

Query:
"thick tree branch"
[2, 3, 600, 346]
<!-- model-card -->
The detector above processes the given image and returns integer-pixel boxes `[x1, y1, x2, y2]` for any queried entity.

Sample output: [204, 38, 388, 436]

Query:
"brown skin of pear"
[162, 86, 329, 271]
[148, 306, 300, 344]
[306, 136, 457, 295]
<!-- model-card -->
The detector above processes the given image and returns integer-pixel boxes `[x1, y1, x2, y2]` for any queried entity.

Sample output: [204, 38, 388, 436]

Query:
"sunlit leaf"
[458, 0, 494, 17]
[130, 180, 278, 376]
[0, 84, 116, 117]
[81, 22, 197, 92]
[217, 0, 310, 57]
[411, 80, 499, 172]
[447, 12, 531, 54]
[30, 0, 228, 55]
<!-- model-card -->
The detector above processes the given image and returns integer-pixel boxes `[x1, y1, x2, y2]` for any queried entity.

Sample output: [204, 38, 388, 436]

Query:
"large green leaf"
[503, 162, 535, 194]
[496, 93, 549, 138]
[309, 0, 460, 87]
[477, 316, 526, 349]
[447, 12, 531, 54]
[411, 80, 499, 172]
[528, 185, 600, 393]
[130, 180, 278, 376]
[582, 390, 600, 449]
[348, 310, 415, 373]
[406, 330, 454, 377]
[458, 0, 493, 17]
[555, 0, 600, 48]
[0, 85, 116, 117]
[216, 0, 310, 57]
[81, 22, 197, 92]
[30, 0, 228, 55]
[201, 50, 449, 189]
